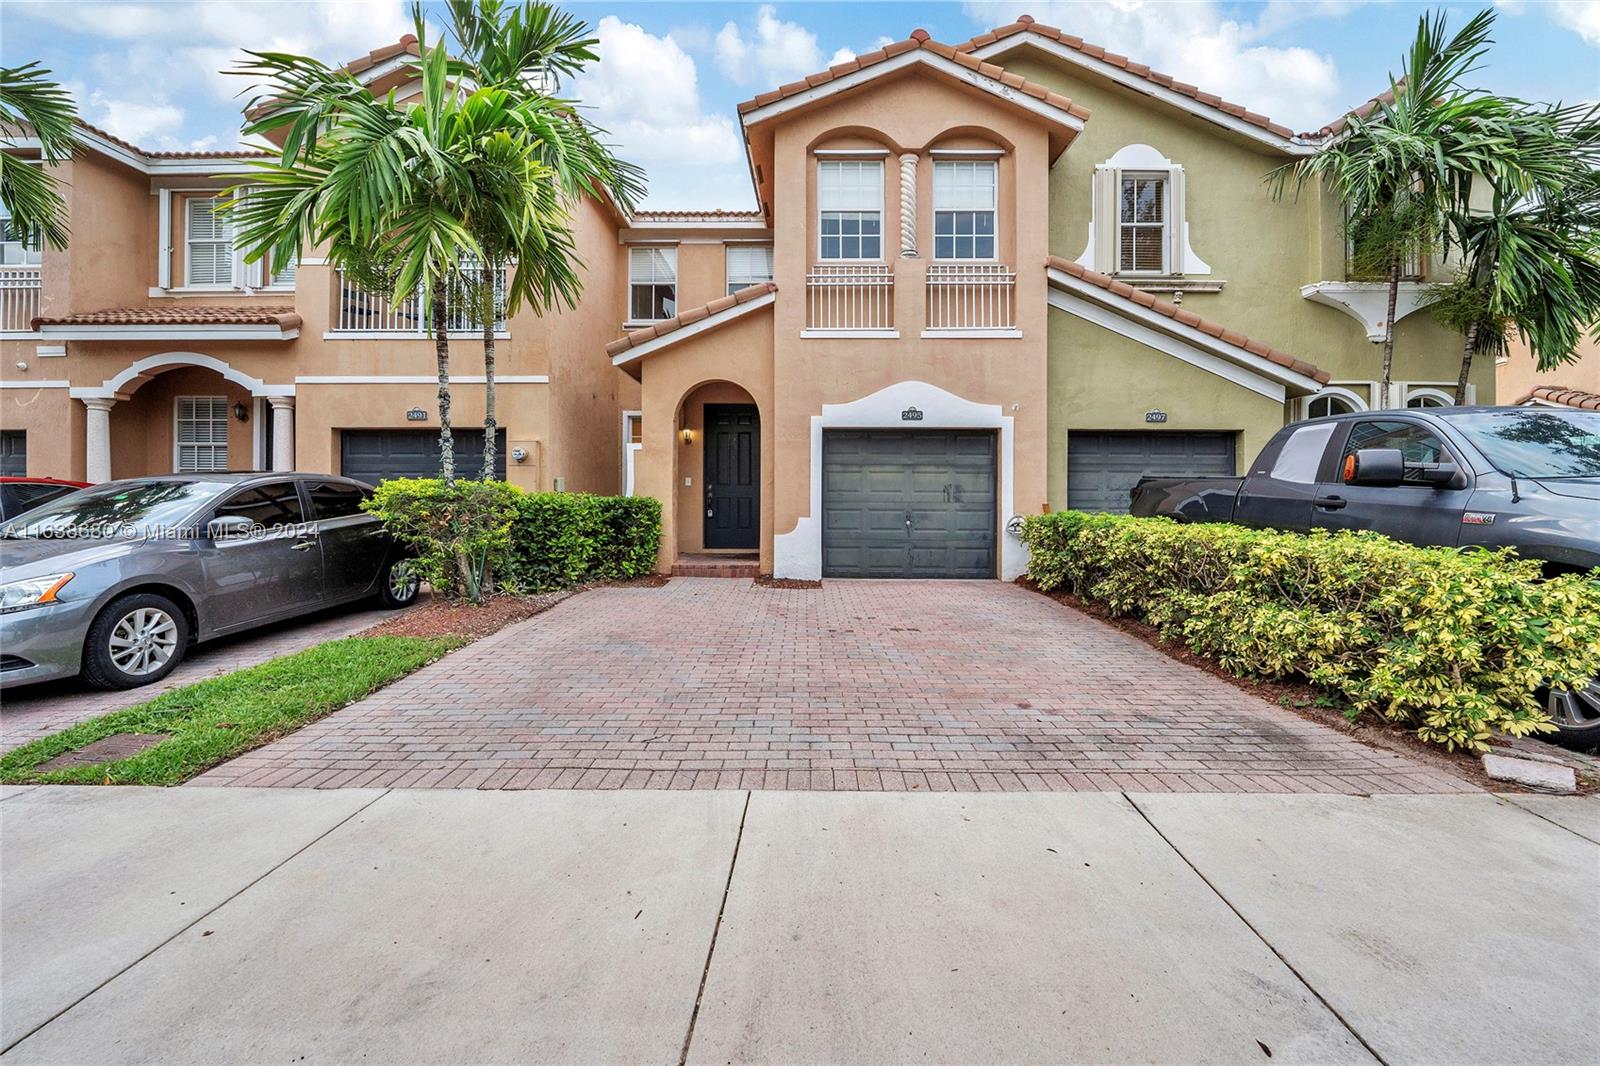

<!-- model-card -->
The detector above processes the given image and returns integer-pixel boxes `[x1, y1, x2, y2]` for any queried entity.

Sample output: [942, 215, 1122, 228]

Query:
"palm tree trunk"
[431, 285, 455, 486]
[1379, 256, 1400, 409]
[1453, 320, 1479, 406]
[482, 255, 497, 480]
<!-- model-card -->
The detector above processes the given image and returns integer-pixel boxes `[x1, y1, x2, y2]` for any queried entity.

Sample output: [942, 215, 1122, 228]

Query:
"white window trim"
[183, 195, 237, 291]
[173, 395, 230, 473]
[627, 245, 678, 324]
[1115, 170, 1172, 276]
[1080, 144, 1211, 278]
[1403, 386, 1457, 408]
[621, 410, 642, 497]
[1298, 384, 1370, 420]
[816, 158, 885, 264]
[932, 159, 999, 263]
[726, 244, 774, 294]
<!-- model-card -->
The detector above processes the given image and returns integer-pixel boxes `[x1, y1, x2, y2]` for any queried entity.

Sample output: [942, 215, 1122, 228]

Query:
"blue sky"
[5, 1, 1597, 208]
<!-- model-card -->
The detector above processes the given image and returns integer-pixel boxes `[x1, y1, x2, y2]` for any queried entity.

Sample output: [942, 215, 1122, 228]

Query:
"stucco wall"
[1497, 334, 1600, 401]
[0, 384, 79, 479]
[109, 366, 255, 479]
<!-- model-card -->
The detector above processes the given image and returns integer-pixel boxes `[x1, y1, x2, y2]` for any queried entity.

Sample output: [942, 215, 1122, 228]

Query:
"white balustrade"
[333, 268, 507, 334]
[0, 268, 42, 333]
[925, 263, 1016, 331]
[804, 264, 894, 333]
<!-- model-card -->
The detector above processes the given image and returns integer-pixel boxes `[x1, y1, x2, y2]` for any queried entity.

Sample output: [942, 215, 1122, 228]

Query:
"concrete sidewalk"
[1, 787, 1594, 1064]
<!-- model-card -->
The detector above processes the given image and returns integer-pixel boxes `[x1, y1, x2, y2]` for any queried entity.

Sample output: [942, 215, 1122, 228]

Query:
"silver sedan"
[0, 473, 418, 690]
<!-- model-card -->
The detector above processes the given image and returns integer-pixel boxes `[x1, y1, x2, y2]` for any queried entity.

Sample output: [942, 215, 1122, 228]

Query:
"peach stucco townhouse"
[1, 17, 1486, 580]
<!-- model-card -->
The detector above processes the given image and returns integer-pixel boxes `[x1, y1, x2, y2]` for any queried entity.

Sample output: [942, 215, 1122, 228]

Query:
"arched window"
[1405, 388, 1453, 408]
[1302, 386, 1366, 421]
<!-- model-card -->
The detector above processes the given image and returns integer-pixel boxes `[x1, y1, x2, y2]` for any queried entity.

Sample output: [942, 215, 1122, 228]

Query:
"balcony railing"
[0, 268, 42, 333]
[804, 264, 893, 333]
[332, 268, 507, 335]
[925, 264, 1016, 332]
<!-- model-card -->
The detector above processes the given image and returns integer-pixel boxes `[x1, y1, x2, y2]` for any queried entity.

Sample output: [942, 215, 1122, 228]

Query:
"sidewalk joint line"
[1497, 795, 1600, 846]
[0, 788, 394, 1056]
[1123, 792, 1391, 1066]
[678, 789, 751, 1066]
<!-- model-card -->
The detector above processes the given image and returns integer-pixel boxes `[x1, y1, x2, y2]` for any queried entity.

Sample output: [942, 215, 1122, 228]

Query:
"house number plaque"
[406, 407, 428, 422]
[901, 406, 924, 422]
[1145, 409, 1168, 424]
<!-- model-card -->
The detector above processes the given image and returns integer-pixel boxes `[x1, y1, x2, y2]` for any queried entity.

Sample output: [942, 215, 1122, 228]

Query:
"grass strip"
[0, 635, 461, 786]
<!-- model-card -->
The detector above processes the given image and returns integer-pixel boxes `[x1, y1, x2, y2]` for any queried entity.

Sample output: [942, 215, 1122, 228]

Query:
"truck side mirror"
[1343, 448, 1405, 487]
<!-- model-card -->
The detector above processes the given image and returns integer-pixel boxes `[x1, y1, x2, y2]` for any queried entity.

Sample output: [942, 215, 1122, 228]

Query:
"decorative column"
[899, 153, 919, 258]
[267, 396, 296, 472]
[82, 397, 116, 484]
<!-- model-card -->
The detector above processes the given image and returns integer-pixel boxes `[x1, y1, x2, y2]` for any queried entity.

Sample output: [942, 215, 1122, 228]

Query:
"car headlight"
[0, 573, 74, 614]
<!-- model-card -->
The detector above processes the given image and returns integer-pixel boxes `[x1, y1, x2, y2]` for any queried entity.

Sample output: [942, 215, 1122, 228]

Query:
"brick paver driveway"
[197, 579, 1471, 794]
[2, 601, 405, 752]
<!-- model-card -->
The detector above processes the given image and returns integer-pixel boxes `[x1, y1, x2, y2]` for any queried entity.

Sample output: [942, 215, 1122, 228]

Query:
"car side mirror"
[208, 515, 254, 540]
[1343, 448, 1405, 487]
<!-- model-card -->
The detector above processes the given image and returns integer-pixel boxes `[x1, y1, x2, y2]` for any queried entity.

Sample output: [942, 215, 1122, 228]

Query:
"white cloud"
[576, 16, 751, 209]
[714, 5, 825, 86]
[1548, 0, 1600, 44]
[829, 36, 897, 67]
[965, 0, 1346, 133]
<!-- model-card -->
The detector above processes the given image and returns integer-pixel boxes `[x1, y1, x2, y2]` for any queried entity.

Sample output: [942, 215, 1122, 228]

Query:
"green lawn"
[0, 635, 460, 786]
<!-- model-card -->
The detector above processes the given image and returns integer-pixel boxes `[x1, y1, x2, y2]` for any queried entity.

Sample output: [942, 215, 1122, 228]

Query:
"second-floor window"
[818, 159, 882, 260]
[933, 161, 997, 260]
[726, 245, 773, 294]
[185, 197, 234, 288]
[0, 205, 42, 266]
[1118, 174, 1167, 273]
[629, 246, 677, 322]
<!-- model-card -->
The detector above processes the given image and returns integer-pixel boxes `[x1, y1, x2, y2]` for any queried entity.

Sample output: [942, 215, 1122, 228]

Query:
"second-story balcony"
[925, 263, 1016, 335]
[0, 267, 42, 334]
[330, 268, 508, 338]
[803, 264, 894, 337]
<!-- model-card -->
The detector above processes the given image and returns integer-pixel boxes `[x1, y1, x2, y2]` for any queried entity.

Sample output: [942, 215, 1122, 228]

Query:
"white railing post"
[804, 264, 894, 332]
[924, 264, 1016, 331]
[0, 268, 43, 332]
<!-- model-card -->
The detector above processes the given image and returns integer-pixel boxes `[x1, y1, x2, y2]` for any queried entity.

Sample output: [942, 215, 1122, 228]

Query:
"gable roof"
[1045, 257, 1328, 393]
[607, 283, 776, 373]
[1517, 385, 1600, 411]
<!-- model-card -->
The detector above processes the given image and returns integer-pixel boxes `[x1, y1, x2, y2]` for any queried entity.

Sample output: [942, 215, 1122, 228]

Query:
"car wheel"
[1543, 678, 1600, 752]
[81, 592, 190, 690]
[376, 558, 420, 610]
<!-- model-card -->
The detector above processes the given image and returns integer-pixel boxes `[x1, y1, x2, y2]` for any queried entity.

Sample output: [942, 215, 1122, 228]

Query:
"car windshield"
[0, 480, 232, 539]
[1445, 410, 1600, 479]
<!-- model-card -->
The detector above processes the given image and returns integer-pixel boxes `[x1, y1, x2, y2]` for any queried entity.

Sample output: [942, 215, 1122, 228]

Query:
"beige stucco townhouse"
[1, 17, 1489, 581]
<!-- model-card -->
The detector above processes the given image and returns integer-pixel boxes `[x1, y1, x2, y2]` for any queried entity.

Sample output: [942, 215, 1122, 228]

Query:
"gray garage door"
[340, 429, 507, 485]
[0, 431, 24, 477]
[1067, 431, 1236, 512]
[823, 430, 997, 578]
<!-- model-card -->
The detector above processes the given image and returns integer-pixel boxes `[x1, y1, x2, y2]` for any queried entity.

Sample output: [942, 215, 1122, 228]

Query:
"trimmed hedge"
[1021, 511, 1600, 751]
[366, 479, 661, 600]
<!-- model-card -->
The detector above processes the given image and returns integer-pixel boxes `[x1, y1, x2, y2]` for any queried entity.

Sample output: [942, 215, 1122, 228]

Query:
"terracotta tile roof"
[605, 283, 776, 359]
[736, 28, 1090, 122]
[75, 121, 272, 161]
[1301, 84, 1400, 140]
[958, 16, 1294, 140]
[632, 209, 766, 221]
[34, 306, 302, 330]
[1045, 257, 1329, 384]
[343, 34, 420, 76]
[1517, 385, 1600, 411]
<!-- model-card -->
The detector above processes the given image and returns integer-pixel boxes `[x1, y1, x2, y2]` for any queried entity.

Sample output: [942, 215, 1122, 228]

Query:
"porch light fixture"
[681, 428, 694, 445]
[232, 402, 250, 423]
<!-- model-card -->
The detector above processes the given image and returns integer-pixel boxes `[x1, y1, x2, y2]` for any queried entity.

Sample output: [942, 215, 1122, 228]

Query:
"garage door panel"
[1067, 431, 1236, 514]
[341, 429, 508, 485]
[823, 429, 996, 579]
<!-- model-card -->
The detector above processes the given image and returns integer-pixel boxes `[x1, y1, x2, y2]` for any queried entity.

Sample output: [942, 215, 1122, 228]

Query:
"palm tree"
[226, 11, 579, 484]
[1431, 106, 1600, 402]
[1, 61, 80, 250]
[439, 0, 644, 477]
[1270, 9, 1529, 408]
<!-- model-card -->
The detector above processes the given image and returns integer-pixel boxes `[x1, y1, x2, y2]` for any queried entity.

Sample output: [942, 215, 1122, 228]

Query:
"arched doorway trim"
[68, 352, 294, 400]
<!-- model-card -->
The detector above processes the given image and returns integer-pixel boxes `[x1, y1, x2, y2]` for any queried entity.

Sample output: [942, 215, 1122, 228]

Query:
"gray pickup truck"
[1129, 405, 1600, 748]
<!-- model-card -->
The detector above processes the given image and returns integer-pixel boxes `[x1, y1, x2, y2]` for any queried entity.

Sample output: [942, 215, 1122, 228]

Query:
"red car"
[0, 477, 92, 523]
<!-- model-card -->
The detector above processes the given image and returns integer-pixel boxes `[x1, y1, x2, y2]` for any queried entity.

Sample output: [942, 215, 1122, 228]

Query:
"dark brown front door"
[704, 404, 758, 549]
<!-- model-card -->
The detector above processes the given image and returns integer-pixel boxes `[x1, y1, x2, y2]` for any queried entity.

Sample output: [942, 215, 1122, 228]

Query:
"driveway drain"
[38, 733, 170, 771]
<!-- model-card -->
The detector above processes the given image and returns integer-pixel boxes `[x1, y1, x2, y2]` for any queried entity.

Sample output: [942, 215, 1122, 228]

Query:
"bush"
[1020, 511, 1600, 751]
[508, 492, 661, 590]
[364, 478, 521, 601]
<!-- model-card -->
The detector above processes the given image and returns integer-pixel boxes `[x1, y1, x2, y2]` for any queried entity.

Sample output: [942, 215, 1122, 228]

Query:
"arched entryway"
[676, 381, 761, 559]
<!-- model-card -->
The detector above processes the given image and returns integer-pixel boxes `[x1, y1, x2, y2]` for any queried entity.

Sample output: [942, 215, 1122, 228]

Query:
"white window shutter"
[1092, 166, 1119, 273]
[1166, 166, 1186, 276]
[158, 189, 173, 289]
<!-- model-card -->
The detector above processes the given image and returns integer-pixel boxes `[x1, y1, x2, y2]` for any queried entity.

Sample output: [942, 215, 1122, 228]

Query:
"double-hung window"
[726, 245, 773, 294]
[175, 396, 229, 472]
[1118, 174, 1167, 273]
[817, 160, 882, 260]
[933, 161, 997, 260]
[185, 196, 234, 288]
[0, 204, 42, 266]
[628, 246, 677, 322]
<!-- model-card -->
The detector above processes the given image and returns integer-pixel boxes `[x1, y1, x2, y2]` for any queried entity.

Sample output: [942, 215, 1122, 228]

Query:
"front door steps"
[673, 553, 759, 578]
